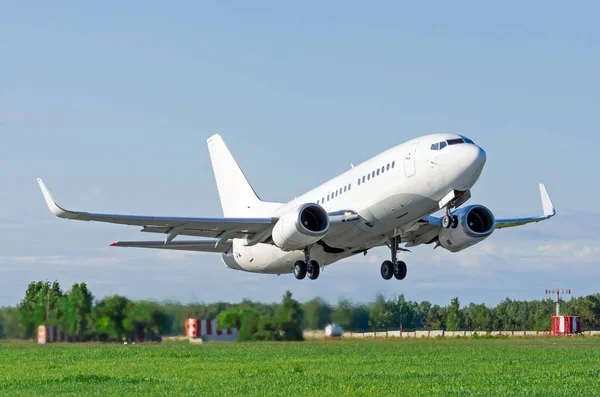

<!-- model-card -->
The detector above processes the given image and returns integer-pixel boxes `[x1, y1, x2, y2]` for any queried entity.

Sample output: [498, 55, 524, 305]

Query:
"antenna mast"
[545, 289, 571, 316]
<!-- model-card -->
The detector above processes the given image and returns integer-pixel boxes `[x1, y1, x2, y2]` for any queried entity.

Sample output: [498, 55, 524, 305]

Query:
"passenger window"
[335, 191, 338, 197]
[386, 164, 390, 171]
[367, 174, 370, 181]
[439, 141, 447, 149]
[327, 194, 330, 201]
[322, 197, 324, 203]
[431, 142, 439, 150]
[358, 178, 361, 185]
[392, 161, 395, 168]
[372, 171, 375, 178]
[362, 176, 365, 183]
[381, 166, 385, 173]
[376, 169, 380, 176]
[348, 184, 351, 190]
[344, 186, 347, 192]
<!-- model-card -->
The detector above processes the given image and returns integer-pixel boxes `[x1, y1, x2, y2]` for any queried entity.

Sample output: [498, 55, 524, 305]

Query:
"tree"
[237, 307, 261, 341]
[274, 290, 303, 341]
[568, 294, 600, 329]
[123, 301, 171, 340]
[463, 303, 493, 331]
[369, 295, 393, 330]
[93, 295, 130, 341]
[18, 281, 63, 338]
[424, 304, 446, 330]
[303, 298, 331, 330]
[61, 283, 94, 341]
[446, 297, 464, 331]
[0, 308, 25, 339]
[412, 301, 432, 329]
[390, 294, 415, 330]
[331, 299, 354, 329]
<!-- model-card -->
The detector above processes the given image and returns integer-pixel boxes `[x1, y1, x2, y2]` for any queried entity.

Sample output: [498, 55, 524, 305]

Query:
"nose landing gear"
[442, 207, 459, 229]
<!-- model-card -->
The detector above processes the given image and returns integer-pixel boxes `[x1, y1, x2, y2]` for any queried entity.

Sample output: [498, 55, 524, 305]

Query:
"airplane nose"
[461, 145, 486, 172]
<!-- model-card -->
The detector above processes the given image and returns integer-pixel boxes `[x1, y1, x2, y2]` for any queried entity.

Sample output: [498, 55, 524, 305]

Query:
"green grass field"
[1, 337, 599, 396]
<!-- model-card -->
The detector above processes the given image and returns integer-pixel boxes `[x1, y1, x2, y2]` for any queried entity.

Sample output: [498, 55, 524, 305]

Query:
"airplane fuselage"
[222, 133, 487, 274]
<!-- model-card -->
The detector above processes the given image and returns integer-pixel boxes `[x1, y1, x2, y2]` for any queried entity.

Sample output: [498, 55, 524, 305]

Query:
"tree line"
[1, 280, 600, 340]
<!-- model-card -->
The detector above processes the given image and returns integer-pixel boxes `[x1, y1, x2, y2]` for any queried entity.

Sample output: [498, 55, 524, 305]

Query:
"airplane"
[37, 133, 555, 281]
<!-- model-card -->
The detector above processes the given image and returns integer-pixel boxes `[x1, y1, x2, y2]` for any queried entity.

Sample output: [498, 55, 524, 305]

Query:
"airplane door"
[404, 143, 418, 178]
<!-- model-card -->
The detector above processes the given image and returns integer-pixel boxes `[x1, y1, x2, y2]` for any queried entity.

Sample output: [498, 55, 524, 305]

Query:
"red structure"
[184, 319, 237, 341]
[551, 316, 581, 335]
[185, 318, 199, 338]
[37, 325, 66, 343]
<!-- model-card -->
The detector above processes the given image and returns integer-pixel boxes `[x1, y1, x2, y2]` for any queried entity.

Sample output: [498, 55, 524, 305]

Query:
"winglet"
[539, 183, 556, 218]
[36, 178, 81, 219]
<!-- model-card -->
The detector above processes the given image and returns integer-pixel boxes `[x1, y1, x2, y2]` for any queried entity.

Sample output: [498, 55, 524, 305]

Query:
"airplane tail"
[207, 134, 282, 217]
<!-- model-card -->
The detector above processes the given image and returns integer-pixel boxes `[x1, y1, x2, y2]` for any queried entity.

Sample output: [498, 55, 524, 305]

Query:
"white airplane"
[38, 133, 555, 281]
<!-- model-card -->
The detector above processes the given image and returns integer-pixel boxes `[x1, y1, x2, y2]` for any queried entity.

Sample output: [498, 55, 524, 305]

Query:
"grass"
[1, 337, 600, 396]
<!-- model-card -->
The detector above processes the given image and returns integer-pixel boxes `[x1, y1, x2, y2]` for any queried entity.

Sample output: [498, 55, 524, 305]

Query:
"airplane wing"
[494, 184, 556, 229]
[37, 178, 278, 243]
[402, 183, 556, 247]
[110, 239, 232, 253]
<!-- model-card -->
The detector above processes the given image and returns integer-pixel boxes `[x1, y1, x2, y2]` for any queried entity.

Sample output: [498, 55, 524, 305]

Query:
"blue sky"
[1, 2, 599, 307]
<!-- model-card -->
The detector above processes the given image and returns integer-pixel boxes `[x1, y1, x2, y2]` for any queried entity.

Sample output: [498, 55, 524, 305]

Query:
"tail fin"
[207, 134, 282, 217]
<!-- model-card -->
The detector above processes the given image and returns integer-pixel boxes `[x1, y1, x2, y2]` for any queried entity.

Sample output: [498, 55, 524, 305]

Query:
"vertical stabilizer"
[207, 134, 281, 217]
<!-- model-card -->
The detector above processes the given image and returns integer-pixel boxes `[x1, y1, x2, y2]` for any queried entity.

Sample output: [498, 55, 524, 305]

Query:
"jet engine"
[272, 203, 329, 251]
[438, 205, 496, 252]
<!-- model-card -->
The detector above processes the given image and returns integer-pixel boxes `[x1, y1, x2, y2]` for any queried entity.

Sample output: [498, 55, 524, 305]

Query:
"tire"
[307, 260, 320, 280]
[394, 261, 407, 280]
[442, 215, 452, 229]
[451, 215, 459, 229]
[380, 260, 393, 280]
[294, 260, 307, 280]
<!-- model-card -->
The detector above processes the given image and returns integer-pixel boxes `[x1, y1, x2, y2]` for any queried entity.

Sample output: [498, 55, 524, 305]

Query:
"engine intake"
[272, 204, 329, 251]
[438, 205, 496, 252]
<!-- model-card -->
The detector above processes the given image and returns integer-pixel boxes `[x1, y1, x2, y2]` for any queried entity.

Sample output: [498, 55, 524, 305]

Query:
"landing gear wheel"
[394, 261, 407, 280]
[307, 260, 320, 280]
[293, 260, 307, 280]
[380, 260, 394, 280]
[451, 215, 459, 229]
[442, 215, 452, 229]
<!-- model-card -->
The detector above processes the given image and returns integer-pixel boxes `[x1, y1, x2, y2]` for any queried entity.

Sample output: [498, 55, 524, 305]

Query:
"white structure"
[38, 133, 555, 282]
[324, 324, 344, 337]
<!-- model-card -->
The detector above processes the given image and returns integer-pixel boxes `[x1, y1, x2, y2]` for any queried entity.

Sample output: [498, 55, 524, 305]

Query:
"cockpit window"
[447, 138, 465, 145]
[431, 141, 448, 150]
[432, 137, 474, 150]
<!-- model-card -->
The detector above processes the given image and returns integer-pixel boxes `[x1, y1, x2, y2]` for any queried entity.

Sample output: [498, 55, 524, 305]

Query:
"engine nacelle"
[272, 203, 329, 251]
[438, 205, 496, 252]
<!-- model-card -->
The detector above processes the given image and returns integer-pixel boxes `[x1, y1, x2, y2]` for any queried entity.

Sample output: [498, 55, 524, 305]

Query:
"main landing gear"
[294, 247, 320, 280]
[381, 235, 408, 281]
